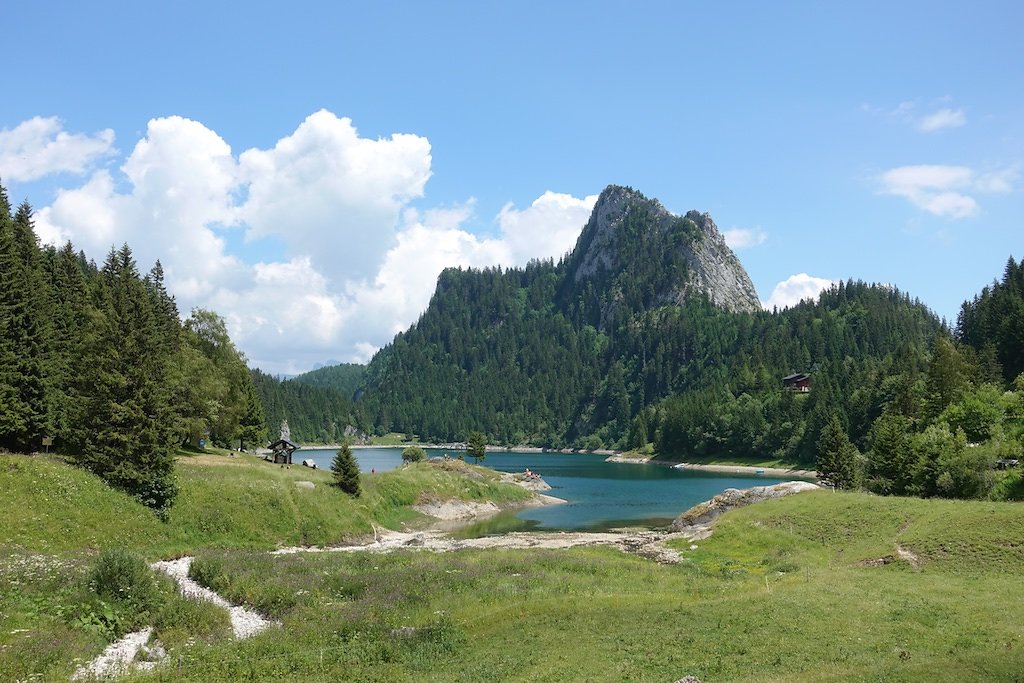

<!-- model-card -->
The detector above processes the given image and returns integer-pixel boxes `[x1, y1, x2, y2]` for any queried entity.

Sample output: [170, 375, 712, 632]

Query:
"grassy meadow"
[2, 451, 1022, 681]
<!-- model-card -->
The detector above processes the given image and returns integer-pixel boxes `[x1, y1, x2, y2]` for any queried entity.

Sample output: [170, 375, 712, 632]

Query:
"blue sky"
[2, 1, 1022, 373]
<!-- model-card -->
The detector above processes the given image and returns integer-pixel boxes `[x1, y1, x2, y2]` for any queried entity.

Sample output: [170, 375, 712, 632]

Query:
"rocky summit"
[566, 185, 761, 314]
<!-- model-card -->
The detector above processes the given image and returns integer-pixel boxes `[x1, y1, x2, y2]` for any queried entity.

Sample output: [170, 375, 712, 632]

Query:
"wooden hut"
[267, 438, 299, 465]
[782, 372, 811, 392]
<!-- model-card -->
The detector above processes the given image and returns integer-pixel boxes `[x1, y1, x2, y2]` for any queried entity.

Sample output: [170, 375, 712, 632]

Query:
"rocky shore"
[605, 454, 817, 480]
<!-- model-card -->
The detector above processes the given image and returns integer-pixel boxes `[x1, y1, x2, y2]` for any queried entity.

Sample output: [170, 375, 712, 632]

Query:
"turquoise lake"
[301, 447, 796, 533]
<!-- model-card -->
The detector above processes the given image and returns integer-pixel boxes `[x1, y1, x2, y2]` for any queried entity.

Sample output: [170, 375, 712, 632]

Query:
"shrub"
[78, 548, 170, 638]
[402, 446, 426, 463]
[88, 548, 162, 611]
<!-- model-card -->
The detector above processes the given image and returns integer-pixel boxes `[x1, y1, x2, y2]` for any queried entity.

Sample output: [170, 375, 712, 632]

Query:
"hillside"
[356, 185, 942, 456]
[291, 362, 367, 400]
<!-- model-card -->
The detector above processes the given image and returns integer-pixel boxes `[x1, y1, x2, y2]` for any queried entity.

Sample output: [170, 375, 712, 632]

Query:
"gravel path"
[71, 627, 153, 681]
[151, 557, 277, 639]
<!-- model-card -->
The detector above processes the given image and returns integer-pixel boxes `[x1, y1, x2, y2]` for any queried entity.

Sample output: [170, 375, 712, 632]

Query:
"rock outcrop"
[669, 481, 819, 533]
[566, 185, 760, 314]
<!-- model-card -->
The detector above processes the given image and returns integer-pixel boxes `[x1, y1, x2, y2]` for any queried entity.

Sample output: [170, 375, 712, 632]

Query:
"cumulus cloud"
[722, 227, 767, 249]
[35, 116, 242, 300]
[29, 111, 596, 374]
[496, 191, 598, 264]
[762, 273, 836, 311]
[0, 116, 115, 181]
[918, 108, 966, 132]
[237, 110, 432, 280]
[877, 164, 1016, 219]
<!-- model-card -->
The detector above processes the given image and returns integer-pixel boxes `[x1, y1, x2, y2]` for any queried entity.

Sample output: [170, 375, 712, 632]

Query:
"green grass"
[3, 453, 1024, 681]
[124, 493, 1024, 681]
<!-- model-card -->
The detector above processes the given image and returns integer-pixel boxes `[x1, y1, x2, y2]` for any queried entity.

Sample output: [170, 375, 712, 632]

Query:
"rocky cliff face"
[567, 185, 760, 314]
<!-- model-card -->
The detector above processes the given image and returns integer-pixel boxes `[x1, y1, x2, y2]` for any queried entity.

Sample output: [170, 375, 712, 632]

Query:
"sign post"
[42, 436, 53, 454]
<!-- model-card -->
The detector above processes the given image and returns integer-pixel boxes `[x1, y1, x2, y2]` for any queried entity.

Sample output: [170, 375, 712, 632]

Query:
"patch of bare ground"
[859, 545, 922, 571]
[274, 528, 691, 564]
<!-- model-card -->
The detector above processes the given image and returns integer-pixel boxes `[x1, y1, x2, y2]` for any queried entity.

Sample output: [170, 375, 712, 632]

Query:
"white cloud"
[722, 227, 767, 249]
[762, 273, 836, 311]
[496, 191, 598, 264]
[0, 116, 115, 181]
[918, 108, 967, 132]
[31, 111, 596, 374]
[863, 99, 968, 134]
[877, 164, 1016, 219]
[237, 109, 432, 281]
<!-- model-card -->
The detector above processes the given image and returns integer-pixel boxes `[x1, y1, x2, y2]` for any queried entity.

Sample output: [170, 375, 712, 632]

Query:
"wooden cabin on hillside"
[267, 438, 299, 465]
[782, 372, 811, 392]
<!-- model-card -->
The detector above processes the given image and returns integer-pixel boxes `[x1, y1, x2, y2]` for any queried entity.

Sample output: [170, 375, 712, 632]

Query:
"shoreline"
[604, 454, 817, 480]
[294, 443, 617, 456]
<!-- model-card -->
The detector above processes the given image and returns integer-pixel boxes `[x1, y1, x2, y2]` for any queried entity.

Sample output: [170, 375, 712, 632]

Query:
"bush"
[88, 548, 162, 610]
[402, 446, 426, 463]
[78, 548, 170, 638]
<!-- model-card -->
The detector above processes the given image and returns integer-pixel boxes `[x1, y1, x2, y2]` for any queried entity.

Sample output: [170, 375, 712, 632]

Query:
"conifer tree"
[0, 199, 50, 451]
[238, 378, 267, 451]
[0, 183, 25, 443]
[331, 442, 361, 496]
[816, 414, 860, 489]
[42, 242, 90, 444]
[467, 431, 487, 464]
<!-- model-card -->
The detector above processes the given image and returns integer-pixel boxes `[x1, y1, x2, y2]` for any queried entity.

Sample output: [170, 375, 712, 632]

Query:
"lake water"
[300, 447, 795, 533]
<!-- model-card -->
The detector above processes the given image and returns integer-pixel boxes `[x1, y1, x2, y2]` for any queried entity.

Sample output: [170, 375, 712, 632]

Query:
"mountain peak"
[565, 185, 760, 314]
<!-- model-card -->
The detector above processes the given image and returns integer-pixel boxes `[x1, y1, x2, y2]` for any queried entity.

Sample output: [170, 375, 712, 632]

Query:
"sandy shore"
[604, 455, 817, 480]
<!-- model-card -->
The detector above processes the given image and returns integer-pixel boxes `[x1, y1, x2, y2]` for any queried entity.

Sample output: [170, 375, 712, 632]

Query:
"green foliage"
[467, 431, 487, 463]
[815, 414, 860, 489]
[938, 384, 1004, 442]
[87, 548, 162, 612]
[291, 362, 366, 399]
[332, 443, 361, 496]
[0, 179, 269, 517]
[0, 200, 50, 452]
[81, 547, 171, 638]
[67, 245, 180, 514]
[866, 412, 916, 495]
[957, 255, 1024, 383]
[910, 424, 993, 498]
[401, 445, 426, 463]
[360, 247, 942, 458]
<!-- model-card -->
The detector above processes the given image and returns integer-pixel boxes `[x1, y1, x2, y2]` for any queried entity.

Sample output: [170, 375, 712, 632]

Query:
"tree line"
[0, 180, 266, 514]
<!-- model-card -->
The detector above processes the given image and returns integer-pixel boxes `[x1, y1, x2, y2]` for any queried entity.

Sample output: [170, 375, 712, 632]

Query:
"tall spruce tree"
[331, 442, 361, 496]
[816, 414, 860, 489]
[0, 199, 50, 451]
[0, 182, 24, 443]
[42, 242, 90, 445]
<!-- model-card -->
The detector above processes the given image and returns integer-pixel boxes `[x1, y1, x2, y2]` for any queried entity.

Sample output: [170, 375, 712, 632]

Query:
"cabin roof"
[782, 372, 810, 382]
[268, 438, 300, 451]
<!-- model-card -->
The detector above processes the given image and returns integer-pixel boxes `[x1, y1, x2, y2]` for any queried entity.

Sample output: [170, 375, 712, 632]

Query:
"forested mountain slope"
[356, 185, 942, 457]
[292, 363, 366, 400]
